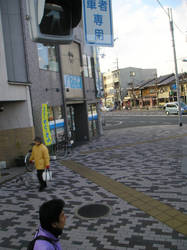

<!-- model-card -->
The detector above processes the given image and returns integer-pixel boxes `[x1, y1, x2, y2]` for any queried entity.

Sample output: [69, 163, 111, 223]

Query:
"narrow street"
[102, 109, 187, 130]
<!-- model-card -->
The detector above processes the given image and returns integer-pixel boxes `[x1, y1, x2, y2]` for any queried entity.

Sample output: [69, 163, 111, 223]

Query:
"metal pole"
[95, 47, 104, 136]
[56, 45, 69, 140]
[168, 8, 182, 126]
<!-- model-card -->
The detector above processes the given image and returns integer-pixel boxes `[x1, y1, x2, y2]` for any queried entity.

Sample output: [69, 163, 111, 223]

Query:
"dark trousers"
[37, 170, 47, 188]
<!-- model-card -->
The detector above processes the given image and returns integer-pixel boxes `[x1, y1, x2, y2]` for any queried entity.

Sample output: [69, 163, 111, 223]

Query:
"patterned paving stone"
[0, 125, 187, 249]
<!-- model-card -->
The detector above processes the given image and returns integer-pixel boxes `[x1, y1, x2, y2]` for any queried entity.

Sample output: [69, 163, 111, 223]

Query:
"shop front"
[47, 102, 90, 147]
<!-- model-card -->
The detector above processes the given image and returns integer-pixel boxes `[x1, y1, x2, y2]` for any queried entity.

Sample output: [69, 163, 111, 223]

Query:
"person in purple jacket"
[34, 199, 66, 250]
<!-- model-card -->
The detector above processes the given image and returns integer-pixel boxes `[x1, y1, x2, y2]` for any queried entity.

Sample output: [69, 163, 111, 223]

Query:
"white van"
[164, 102, 187, 115]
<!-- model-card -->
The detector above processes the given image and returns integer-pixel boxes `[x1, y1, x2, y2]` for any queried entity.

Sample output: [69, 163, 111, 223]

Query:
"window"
[48, 106, 64, 144]
[167, 104, 177, 108]
[0, 0, 28, 82]
[149, 89, 156, 94]
[113, 72, 119, 79]
[160, 87, 167, 93]
[82, 54, 88, 77]
[87, 56, 92, 78]
[82, 55, 93, 78]
[37, 44, 59, 71]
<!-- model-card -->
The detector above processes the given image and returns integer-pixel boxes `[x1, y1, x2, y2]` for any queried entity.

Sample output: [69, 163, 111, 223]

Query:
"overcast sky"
[99, 0, 187, 76]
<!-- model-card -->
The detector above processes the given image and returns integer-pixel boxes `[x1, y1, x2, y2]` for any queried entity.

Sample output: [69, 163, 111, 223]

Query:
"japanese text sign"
[42, 104, 52, 146]
[83, 0, 114, 46]
[64, 75, 83, 89]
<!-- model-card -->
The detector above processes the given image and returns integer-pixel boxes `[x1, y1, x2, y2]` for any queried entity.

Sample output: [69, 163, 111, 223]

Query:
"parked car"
[101, 106, 113, 112]
[106, 106, 114, 111]
[164, 102, 187, 115]
[101, 106, 108, 111]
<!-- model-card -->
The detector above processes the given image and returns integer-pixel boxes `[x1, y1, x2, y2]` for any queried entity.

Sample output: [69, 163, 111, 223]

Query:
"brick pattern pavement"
[0, 125, 187, 249]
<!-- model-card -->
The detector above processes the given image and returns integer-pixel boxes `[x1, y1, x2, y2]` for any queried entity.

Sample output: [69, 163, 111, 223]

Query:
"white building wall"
[0, 87, 33, 130]
[0, 8, 33, 130]
[119, 67, 157, 89]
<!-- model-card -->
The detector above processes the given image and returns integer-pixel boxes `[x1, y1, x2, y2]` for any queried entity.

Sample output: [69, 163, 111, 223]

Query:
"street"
[102, 110, 187, 130]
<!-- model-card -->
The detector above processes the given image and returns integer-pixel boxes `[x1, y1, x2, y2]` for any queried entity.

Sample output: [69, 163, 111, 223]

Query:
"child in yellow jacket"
[30, 136, 50, 191]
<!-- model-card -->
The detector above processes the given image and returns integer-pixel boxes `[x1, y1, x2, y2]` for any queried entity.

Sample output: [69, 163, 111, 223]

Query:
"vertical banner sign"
[42, 104, 52, 146]
[93, 47, 103, 97]
[82, 0, 114, 46]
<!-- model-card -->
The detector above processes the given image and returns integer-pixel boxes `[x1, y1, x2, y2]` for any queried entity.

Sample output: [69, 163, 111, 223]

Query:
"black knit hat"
[34, 136, 42, 143]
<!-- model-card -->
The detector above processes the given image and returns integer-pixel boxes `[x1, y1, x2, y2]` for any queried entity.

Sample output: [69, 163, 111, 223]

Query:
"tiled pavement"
[0, 124, 187, 249]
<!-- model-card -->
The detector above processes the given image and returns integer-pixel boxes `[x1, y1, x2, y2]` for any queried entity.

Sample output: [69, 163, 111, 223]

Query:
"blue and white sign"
[64, 75, 83, 89]
[171, 83, 177, 90]
[83, 0, 114, 46]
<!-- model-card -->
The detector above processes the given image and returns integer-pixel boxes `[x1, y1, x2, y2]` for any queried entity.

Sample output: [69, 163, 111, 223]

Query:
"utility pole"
[116, 57, 119, 70]
[115, 57, 121, 109]
[130, 71, 136, 107]
[154, 73, 158, 107]
[168, 8, 182, 126]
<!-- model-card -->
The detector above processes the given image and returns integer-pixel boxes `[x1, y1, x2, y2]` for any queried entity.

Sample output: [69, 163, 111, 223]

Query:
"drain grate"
[76, 203, 110, 219]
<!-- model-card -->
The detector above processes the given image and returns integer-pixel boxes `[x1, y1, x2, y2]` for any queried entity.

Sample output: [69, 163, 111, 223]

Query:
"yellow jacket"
[29, 143, 50, 170]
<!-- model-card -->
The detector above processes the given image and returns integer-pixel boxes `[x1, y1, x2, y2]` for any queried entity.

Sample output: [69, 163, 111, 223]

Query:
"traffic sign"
[82, 0, 114, 47]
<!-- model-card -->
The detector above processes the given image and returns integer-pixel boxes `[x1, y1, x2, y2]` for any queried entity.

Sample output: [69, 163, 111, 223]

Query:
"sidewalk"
[0, 166, 25, 185]
[0, 124, 187, 249]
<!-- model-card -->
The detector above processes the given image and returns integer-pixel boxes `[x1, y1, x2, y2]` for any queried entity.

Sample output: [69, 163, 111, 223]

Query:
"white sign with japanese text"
[82, 0, 114, 46]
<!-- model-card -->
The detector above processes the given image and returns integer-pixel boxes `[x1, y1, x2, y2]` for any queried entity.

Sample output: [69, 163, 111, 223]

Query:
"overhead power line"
[155, 0, 169, 16]
[155, 0, 185, 34]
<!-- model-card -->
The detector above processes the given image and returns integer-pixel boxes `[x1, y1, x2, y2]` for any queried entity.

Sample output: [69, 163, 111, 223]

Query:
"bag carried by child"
[42, 169, 52, 181]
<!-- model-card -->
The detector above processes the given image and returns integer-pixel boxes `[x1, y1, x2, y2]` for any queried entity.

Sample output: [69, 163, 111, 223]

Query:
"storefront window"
[37, 43, 59, 72]
[48, 106, 64, 144]
[66, 105, 76, 141]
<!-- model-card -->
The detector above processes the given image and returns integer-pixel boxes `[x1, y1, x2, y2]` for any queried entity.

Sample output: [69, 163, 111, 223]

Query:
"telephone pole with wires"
[168, 8, 182, 127]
